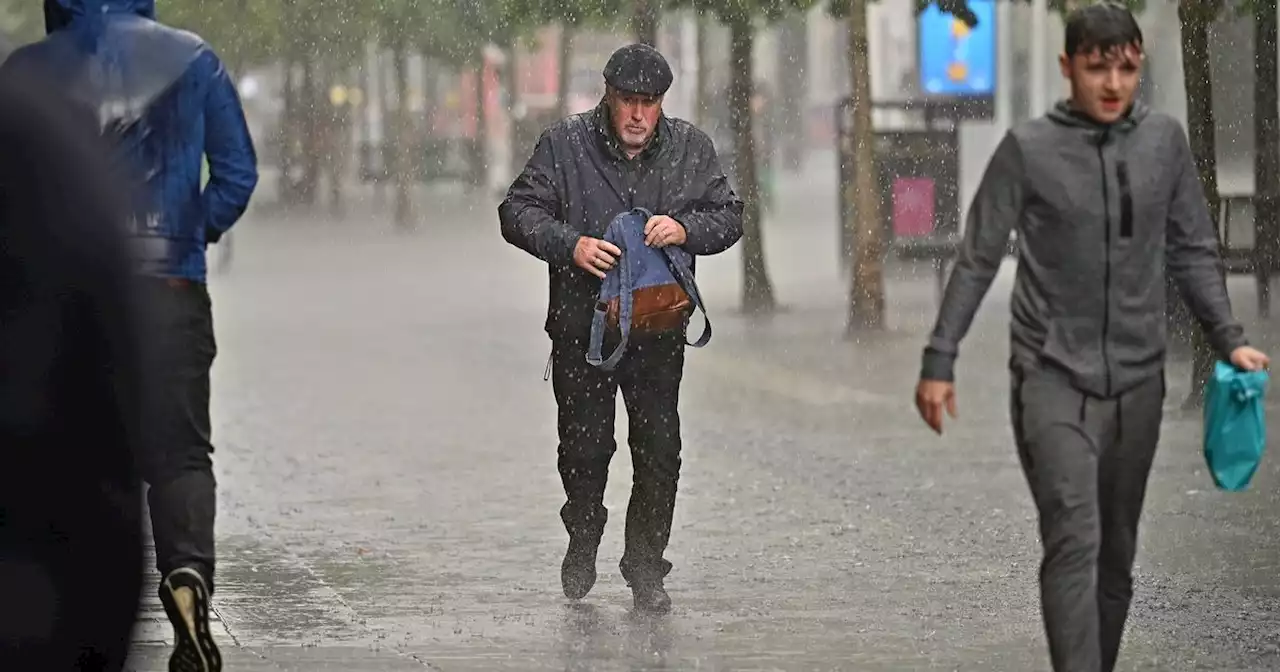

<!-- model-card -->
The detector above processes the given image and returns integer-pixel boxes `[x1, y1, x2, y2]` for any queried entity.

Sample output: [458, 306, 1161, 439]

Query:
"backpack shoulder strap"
[586, 210, 648, 370]
[664, 247, 712, 348]
[586, 258, 631, 371]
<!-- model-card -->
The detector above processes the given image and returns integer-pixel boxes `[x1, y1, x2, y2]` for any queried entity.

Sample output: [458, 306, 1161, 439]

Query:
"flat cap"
[602, 43, 673, 97]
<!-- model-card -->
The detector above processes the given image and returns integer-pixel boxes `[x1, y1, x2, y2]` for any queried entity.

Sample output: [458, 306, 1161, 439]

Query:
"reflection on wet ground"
[557, 603, 674, 671]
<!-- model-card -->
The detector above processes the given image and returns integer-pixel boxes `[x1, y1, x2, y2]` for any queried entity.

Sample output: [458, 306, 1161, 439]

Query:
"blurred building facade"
[6, 2, 1263, 207]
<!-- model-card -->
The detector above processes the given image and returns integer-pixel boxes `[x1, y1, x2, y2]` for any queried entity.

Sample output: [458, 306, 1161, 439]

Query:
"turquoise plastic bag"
[1203, 360, 1270, 491]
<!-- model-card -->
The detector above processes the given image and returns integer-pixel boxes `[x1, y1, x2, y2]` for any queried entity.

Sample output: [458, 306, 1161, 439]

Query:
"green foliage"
[448, 0, 557, 57]
[671, 0, 817, 27]
[921, 0, 979, 24]
[828, 0, 1147, 23]
[1045, 0, 1146, 15]
[156, 0, 549, 70]
[162, 0, 284, 69]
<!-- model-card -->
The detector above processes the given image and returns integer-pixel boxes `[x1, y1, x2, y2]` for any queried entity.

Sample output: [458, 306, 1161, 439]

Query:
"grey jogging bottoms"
[1011, 365, 1165, 672]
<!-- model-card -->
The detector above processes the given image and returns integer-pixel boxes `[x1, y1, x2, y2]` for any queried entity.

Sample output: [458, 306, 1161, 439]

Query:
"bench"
[1217, 193, 1272, 316]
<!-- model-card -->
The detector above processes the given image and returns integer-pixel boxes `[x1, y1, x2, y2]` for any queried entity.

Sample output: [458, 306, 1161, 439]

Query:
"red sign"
[892, 177, 936, 237]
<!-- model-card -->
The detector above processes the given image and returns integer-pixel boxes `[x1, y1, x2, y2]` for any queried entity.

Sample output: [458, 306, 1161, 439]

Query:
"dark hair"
[1064, 2, 1144, 57]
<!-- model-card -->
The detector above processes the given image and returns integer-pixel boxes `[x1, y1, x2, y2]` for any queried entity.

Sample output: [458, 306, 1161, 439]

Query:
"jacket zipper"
[1097, 135, 1113, 397]
[1116, 160, 1133, 239]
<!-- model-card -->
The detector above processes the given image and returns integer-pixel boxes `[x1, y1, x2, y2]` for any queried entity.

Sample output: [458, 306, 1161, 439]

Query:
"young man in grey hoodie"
[914, 4, 1268, 671]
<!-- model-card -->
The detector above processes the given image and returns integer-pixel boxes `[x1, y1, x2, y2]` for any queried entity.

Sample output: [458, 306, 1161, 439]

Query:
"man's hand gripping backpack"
[587, 208, 711, 370]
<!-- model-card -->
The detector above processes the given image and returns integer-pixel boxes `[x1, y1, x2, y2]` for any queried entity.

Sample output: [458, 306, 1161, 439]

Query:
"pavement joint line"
[225, 526, 378, 642]
[402, 652, 445, 670]
[179, 529, 451, 668]
[211, 602, 241, 648]
[225, 646, 280, 670]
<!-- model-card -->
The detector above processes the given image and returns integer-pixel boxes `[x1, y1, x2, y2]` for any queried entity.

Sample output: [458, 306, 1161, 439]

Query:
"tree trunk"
[633, 0, 659, 46]
[422, 56, 439, 183]
[1179, 0, 1224, 408]
[846, 0, 885, 332]
[777, 14, 807, 173]
[279, 60, 297, 205]
[277, 0, 301, 206]
[1255, 0, 1279, 318]
[300, 59, 320, 206]
[497, 37, 520, 192]
[391, 41, 413, 229]
[695, 14, 709, 127]
[505, 42, 524, 183]
[557, 22, 576, 119]
[319, 60, 344, 216]
[470, 50, 488, 191]
[728, 18, 775, 314]
[377, 48, 394, 202]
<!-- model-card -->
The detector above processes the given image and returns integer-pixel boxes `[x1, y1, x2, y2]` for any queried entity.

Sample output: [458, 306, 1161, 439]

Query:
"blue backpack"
[587, 208, 711, 371]
[1203, 360, 1270, 491]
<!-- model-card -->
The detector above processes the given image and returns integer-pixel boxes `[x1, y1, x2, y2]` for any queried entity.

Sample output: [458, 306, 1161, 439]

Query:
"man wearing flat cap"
[500, 43, 743, 613]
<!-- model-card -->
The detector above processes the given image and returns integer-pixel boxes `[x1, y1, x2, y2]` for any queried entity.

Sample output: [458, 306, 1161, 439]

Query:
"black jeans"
[1012, 365, 1165, 672]
[551, 332, 685, 586]
[138, 278, 218, 591]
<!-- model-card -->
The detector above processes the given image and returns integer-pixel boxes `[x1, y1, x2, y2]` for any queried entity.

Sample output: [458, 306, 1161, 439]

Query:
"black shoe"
[631, 581, 672, 614]
[561, 537, 600, 600]
[159, 567, 222, 672]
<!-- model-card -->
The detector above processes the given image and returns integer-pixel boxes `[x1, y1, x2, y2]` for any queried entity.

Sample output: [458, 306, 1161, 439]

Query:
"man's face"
[1060, 42, 1143, 124]
[607, 88, 663, 153]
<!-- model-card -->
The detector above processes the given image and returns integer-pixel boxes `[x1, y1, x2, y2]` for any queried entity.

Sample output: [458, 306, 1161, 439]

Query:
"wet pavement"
[126, 161, 1280, 671]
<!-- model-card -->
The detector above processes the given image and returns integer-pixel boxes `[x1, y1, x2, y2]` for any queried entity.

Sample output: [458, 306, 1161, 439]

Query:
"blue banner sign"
[919, 0, 996, 97]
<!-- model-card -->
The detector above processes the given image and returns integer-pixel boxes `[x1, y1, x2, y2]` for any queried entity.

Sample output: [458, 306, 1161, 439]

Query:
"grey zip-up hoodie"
[921, 101, 1247, 398]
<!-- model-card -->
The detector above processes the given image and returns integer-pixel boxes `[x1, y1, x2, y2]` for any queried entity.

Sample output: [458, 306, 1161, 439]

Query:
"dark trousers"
[551, 332, 685, 586]
[1012, 366, 1165, 672]
[138, 279, 218, 591]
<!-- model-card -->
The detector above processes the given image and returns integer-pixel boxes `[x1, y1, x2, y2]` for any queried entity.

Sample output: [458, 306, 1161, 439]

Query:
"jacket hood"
[1047, 99, 1149, 136]
[45, 0, 155, 34]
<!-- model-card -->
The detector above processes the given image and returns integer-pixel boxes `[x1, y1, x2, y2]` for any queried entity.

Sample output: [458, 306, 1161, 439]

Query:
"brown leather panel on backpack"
[605, 283, 693, 333]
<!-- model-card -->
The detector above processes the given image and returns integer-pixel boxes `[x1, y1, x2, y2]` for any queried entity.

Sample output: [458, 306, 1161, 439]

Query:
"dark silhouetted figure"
[0, 66, 144, 672]
[7, 1, 259, 669]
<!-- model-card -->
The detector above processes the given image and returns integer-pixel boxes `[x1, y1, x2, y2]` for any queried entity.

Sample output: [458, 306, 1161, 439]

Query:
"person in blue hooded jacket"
[4, 2, 257, 670]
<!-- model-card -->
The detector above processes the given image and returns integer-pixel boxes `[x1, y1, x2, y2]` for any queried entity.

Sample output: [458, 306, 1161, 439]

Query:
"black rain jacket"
[500, 102, 744, 340]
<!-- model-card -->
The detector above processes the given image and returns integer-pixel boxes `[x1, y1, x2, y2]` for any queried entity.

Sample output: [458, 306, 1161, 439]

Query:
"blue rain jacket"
[4, 0, 258, 281]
